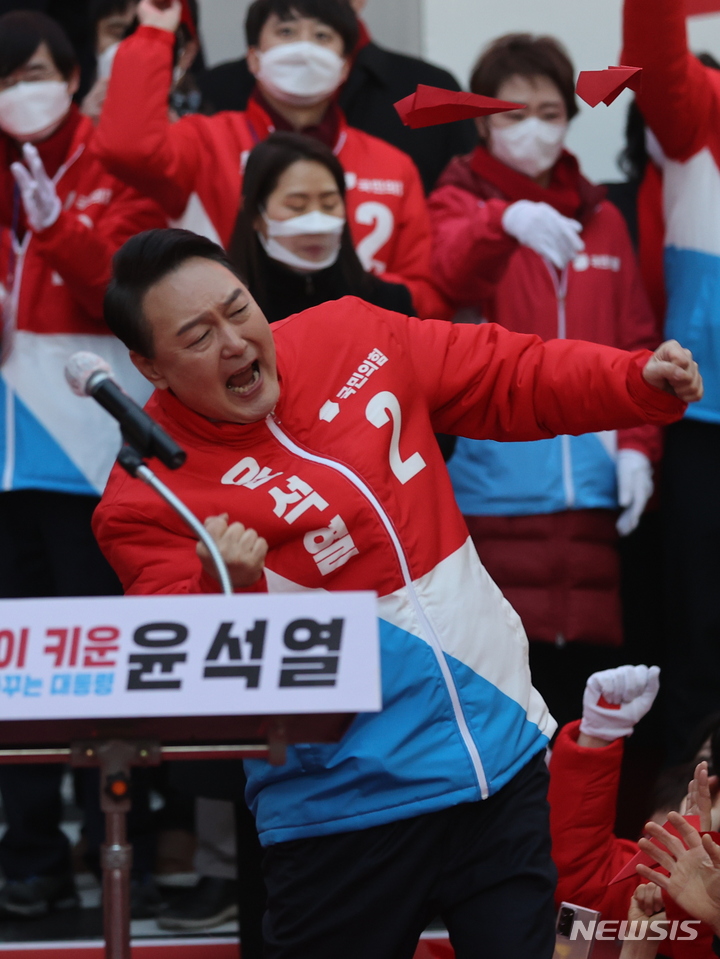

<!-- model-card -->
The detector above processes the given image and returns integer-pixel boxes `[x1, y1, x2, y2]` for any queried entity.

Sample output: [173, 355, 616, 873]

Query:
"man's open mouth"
[226, 361, 260, 395]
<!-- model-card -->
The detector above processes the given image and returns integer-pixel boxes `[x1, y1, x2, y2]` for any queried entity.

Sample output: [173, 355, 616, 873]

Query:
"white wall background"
[197, 0, 720, 183]
[198, 0, 421, 66]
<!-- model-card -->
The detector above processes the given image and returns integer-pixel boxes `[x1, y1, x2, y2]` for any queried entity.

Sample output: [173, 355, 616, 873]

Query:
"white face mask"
[0, 80, 71, 139]
[96, 42, 120, 81]
[259, 209, 345, 272]
[489, 116, 568, 179]
[256, 41, 346, 107]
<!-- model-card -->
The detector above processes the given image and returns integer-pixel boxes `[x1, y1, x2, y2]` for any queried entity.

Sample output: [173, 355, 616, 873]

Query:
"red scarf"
[468, 145, 606, 224]
[249, 89, 341, 151]
[3, 105, 83, 241]
[5, 104, 82, 180]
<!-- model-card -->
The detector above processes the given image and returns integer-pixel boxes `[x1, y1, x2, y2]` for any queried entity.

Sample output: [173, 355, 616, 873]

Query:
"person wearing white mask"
[0, 10, 165, 921]
[429, 34, 662, 729]
[81, 0, 138, 125]
[229, 132, 412, 323]
[94, 0, 450, 320]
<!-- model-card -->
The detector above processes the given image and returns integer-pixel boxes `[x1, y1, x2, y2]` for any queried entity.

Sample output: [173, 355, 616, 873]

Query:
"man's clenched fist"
[197, 513, 267, 589]
[643, 340, 703, 403]
[137, 0, 182, 32]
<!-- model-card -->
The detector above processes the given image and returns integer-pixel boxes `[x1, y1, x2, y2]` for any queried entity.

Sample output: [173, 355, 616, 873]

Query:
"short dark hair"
[245, 0, 358, 56]
[0, 11, 78, 80]
[470, 33, 579, 122]
[88, 0, 137, 29]
[104, 229, 244, 358]
[229, 132, 370, 308]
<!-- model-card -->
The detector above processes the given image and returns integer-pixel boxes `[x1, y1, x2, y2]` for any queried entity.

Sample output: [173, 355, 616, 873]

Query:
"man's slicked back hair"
[0, 11, 77, 80]
[104, 229, 245, 359]
[245, 0, 358, 56]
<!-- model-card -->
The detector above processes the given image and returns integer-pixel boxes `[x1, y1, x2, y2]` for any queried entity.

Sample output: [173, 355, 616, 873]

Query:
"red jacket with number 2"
[93, 300, 685, 847]
[93, 26, 448, 319]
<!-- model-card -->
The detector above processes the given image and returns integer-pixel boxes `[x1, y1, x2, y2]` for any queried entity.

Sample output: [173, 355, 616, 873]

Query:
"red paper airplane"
[576, 66, 643, 108]
[394, 85, 524, 129]
[609, 815, 701, 884]
[687, 0, 720, 14]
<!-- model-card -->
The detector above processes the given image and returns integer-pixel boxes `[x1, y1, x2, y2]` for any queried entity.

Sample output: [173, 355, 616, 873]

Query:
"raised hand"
[10, 143, 61, 233]
[137, 0, 182, 32]
[682, 760, 715, 832]
[579, 664, 660, 742]
[637, 812, 720, 934]
[642, 339, 703, 403]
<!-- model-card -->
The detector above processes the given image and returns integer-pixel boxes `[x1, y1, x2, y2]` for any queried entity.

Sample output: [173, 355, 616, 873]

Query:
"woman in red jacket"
[429, 34, 661, 727]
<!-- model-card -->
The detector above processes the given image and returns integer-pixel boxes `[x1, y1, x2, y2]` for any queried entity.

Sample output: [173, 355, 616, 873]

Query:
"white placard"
[0, 592, 380, 721]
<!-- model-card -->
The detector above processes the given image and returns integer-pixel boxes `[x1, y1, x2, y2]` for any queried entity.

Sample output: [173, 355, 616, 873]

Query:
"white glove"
[11, 143, 61, 233]
[580, 664, 661, 741]
[502, 199, 585, 270]
[616, 448, 654, 537]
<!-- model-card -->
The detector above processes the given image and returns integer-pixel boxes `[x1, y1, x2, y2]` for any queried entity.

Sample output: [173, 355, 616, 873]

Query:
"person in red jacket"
[91, 227, 702, 959]
[622, 0, 720, 767]
[428, 33, 662, 730]
[548, 666, 719, 956]
[92, 0, 449, 319]
[0, 10, 165, 919]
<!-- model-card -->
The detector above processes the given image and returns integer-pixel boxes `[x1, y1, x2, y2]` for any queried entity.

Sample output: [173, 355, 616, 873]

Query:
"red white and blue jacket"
[0, 111, 164, 496]
[623, 0, 720, 424]
[93, 26, 449, 319]
[94, 299, 686, 846]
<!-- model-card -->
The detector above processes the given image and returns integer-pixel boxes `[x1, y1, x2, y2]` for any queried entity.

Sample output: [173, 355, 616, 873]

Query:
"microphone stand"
[93, 442, 234, 959]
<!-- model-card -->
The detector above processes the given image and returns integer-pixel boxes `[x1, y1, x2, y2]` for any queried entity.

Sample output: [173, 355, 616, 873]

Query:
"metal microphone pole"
[96, 444, 234, 959]
[116, 444, 233, 597]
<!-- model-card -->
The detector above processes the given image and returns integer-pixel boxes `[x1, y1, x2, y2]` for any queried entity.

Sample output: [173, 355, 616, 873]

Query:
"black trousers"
[0, 490, 121, 880]
[261, 751, 556, 959]
[169, 760, 266, 959]
[662, 420, 720, 762]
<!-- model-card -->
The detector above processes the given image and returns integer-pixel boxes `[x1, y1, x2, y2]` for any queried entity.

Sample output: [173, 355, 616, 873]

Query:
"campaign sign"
[0, 592, 380, 721]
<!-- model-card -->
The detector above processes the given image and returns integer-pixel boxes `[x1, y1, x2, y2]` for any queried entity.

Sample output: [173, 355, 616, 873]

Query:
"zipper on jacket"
[545, 261, 575, 508]
[266, 413, 490, 799]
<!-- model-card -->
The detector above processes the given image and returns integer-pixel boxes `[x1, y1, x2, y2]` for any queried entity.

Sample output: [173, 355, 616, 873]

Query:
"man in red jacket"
[92, 227, 702, 959]
[93, 0, 449, 319]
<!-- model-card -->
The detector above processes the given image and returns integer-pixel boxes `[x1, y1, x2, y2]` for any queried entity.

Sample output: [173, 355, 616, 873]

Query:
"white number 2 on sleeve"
[366, 391, 426, 484]
[355, 202, 394, 274]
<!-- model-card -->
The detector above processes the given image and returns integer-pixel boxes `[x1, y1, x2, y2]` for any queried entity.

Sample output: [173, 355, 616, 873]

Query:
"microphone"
[65, 352, 186, 470]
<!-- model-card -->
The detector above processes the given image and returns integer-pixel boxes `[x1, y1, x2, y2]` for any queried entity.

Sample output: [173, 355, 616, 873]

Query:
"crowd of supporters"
[0, 0, 719, 956]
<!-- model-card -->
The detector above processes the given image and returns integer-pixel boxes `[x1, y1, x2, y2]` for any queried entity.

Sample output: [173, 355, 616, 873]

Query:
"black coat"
[251, 245, 413, 325]
[197, 43, 477, 194]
